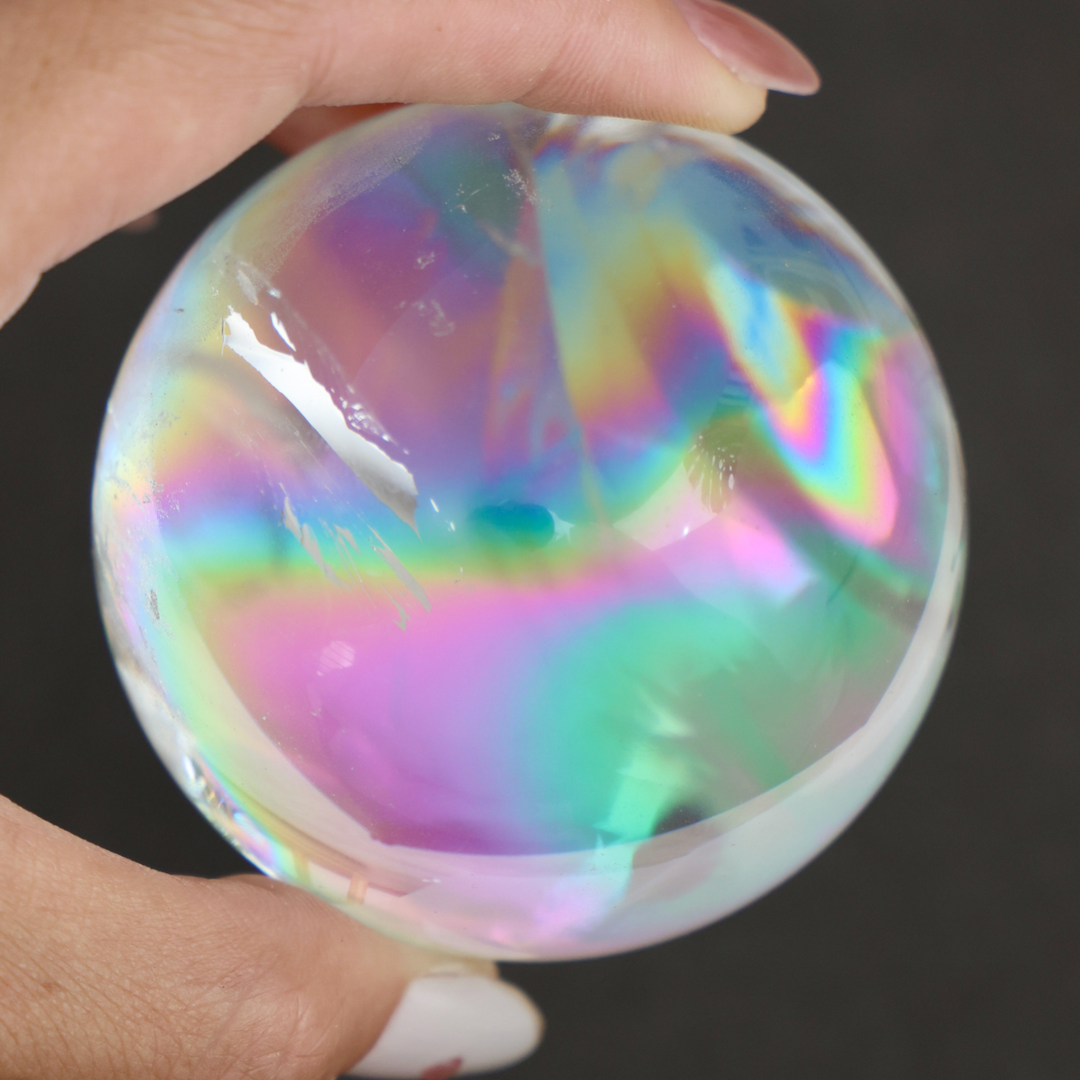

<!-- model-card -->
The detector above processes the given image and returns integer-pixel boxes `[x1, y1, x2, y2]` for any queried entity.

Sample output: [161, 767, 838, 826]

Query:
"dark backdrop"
[2, 2, 1077, 1077]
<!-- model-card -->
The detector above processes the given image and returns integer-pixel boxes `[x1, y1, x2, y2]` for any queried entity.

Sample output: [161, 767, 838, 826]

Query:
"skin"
[0, 1, 766, 1076]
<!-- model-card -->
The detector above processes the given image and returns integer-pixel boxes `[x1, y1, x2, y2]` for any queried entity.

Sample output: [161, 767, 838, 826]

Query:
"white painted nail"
[346, 974, 543, 1079]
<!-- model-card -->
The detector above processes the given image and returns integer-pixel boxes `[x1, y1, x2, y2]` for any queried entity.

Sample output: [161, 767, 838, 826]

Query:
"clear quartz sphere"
[93, 104, 965, 960]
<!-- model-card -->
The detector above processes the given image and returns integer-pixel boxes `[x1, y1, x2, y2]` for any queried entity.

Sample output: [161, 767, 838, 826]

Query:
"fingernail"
[347, 974, 544, 1079]
[672, 0, 821, 95]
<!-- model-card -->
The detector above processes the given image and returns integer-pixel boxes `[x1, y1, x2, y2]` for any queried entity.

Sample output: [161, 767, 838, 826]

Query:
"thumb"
[0, 796, 541, 1079]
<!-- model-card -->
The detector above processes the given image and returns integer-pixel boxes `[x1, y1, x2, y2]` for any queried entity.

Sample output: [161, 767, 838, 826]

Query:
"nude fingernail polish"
[346, 974, 543, 1079]
[672, 0, 821, 95]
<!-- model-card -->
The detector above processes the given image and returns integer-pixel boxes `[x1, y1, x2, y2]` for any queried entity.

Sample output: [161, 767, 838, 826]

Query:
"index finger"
[0, 0, 818, 323]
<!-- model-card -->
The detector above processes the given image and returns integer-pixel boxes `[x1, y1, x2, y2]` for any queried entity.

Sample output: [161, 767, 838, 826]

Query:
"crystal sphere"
[93, 105, 965, 959]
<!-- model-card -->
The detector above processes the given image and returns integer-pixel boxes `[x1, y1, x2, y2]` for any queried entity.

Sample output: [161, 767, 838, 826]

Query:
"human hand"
[0, 2, 816, 1077]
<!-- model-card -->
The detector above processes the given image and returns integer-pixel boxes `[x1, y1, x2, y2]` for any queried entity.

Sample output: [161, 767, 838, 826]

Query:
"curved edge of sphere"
[92, 104, 967, 960]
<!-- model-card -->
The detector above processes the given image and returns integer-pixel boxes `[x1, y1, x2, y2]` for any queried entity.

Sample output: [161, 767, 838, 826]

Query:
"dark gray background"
[1, 2, 1077, 1077]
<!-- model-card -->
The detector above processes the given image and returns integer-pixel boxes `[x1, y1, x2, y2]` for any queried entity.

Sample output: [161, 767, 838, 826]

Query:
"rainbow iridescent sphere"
[93, 105, 965, 959]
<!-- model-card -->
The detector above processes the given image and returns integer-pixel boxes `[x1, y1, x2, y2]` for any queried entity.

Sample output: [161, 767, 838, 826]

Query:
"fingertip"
[299, 0, 781, 140]
[671, 0, 821, 97]
[689, 78, 768, 135]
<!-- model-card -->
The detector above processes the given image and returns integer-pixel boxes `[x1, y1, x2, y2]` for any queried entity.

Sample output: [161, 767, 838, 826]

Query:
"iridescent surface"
[93, 105, 965, 959]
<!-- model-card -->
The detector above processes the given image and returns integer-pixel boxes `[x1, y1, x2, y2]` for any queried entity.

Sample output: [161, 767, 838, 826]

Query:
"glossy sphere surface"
[93, 105, 965, 959]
